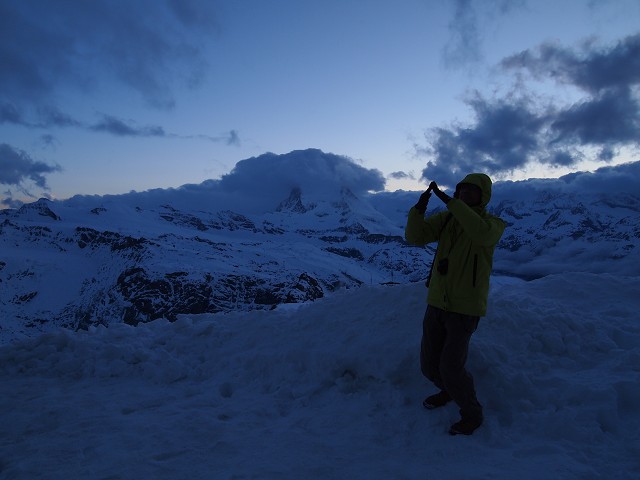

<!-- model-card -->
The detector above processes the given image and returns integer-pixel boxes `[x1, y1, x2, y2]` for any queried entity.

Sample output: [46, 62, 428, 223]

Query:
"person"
[405, 173, 506, 436]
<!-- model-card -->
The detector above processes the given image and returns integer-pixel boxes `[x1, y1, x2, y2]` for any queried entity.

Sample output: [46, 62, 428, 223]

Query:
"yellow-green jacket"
[405, 173, 506, 316]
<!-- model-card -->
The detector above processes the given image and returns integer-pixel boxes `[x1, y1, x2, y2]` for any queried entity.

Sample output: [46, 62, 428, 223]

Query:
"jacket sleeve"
[447, 199, 506, 246]
[405, 207, 445, 246]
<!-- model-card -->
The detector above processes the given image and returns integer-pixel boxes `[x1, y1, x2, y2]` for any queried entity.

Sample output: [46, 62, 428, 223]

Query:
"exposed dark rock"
[159, 206, 208, 231]
[337, 222, 368, 235]
[358, 233, 404, 244]
[14, 291, 38, 303]
[117, 268, 214, 325]
[214, 211, 257, 231]
[285, 273, 324, 303]
[277, 187, 307, 213]
[325, 247, 365, 261]
[320, 235, 348, 243]
[76, 227, 149, 252]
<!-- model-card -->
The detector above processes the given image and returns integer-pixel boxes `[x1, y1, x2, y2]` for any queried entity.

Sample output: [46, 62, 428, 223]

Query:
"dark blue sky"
[1, 0, 639, 207]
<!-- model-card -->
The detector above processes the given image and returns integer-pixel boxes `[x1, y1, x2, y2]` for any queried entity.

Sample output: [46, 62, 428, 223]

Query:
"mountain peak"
[276, 187, 308, 213]
[16, 198, 61, 221]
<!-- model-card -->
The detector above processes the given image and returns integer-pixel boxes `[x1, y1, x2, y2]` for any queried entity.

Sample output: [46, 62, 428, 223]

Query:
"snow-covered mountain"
[491, 188, 640, 279]
[0, 170, 428, 342]
[1, 149, 639, 343]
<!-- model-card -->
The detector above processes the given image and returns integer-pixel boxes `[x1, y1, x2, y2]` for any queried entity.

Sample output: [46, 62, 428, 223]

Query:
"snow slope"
[1, 272, 639, 479]
[2, 152, 639, 341]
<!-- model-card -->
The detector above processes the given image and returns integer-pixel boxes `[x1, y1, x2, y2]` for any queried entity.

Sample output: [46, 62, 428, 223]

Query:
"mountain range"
[1, 149, 639, 342]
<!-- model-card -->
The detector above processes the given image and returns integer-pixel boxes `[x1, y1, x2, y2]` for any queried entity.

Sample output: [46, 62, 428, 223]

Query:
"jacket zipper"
[472, 254, 478, 287]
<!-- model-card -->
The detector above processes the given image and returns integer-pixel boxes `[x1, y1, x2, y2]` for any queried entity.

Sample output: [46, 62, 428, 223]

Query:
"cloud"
[1, 102, 84, 129]
[550, 86, 640, 147]
[557, 159, 640, 195]
[88, 116, 241, 145]
[0, 144, 61, 202]
[0, 101, 24, 125]
[0, 102, 240, 145]
[420, 34, 640, 185]
[442, 0, 483, 67]
[226, 130, 241, 147]
[219, 149, 385, 199]
[0, 0, 217, 109]
[90, 116, 167, 138]
[38, 135, 58, 149]
[0, 190, 26, 209]
[442, 0, 526, 68]
[493, 159, 640, 199]
[37, 106, 83, 128]
[501, 33, 640, 93]
[193, 130, 242, 146]
[65, 149, 387, 214]
[421, 94, 547, 185]
[389, 171, 415, 180]
[0, 1, 235, 151]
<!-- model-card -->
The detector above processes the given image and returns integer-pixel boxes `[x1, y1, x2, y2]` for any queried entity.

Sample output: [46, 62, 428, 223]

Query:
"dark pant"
[421, 305, 483, 421]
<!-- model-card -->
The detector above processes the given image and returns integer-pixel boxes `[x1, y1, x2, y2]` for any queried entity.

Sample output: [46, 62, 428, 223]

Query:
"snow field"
[1, 273, 639, 479]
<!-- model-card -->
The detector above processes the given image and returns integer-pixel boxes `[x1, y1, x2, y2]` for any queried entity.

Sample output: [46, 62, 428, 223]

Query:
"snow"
[2, 153, 640, 477]
[2, 272, 639, 479]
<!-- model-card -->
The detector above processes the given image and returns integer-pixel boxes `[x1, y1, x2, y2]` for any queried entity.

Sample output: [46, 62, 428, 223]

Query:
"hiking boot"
[448, 416, 483, 436]
[422, 390, 452, 409]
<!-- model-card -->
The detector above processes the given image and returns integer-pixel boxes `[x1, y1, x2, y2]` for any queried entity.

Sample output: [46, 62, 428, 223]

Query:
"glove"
[429, 181, 452, 205]
[414, 189, 432, 213]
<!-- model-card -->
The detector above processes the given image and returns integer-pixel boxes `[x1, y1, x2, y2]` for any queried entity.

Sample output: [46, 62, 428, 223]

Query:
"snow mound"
[1, 273, 639, 479]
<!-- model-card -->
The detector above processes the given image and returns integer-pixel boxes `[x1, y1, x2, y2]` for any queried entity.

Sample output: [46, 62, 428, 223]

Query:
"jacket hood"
[456, 173, 493, 207]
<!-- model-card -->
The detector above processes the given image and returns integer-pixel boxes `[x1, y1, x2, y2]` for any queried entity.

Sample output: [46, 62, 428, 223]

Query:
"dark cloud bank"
[0, 0, 238, 202]
[421, 33, 640, 186]
[51, 149, 640, 214]
[0, 144, 61, 207]
[0, 0, 217, 109]
[2, 147, 638, 210]
[56, 149, 386, 213]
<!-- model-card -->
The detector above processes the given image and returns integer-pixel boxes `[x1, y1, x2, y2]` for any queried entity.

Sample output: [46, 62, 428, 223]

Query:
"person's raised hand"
[414, 188, 432, 212]
[429, 181, 452, 205]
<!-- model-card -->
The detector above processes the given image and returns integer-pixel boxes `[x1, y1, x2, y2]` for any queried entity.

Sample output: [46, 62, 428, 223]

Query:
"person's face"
[458, 183, 482, 206]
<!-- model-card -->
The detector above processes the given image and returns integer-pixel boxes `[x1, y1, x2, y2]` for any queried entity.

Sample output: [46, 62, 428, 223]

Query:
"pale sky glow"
[1, 0, 639, 206]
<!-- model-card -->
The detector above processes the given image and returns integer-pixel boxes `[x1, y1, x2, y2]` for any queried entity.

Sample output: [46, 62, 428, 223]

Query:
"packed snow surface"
[1, 272, 639, 479]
